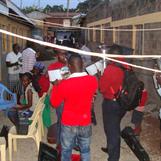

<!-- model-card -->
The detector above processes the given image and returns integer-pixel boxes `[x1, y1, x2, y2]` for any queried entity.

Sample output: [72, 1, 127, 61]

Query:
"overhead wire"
[0, 28, 161, 73]
[1, 9, 161, 31]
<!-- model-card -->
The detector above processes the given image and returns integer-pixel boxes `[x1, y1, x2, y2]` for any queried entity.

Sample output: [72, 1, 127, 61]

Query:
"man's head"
[57, 50, 67, 64]
[26, 41, 34, 48]
[79, 40, 85, 48]
[109, 45, 125, 62]
[68, 54, 83, 73]
[108, 45, 122, 55]
[13, 43, 20, 54]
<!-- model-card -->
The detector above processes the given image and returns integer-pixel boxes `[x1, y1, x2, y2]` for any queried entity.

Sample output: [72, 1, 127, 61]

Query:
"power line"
[2, 8, 161, 32]
[1, 28, 161, 73]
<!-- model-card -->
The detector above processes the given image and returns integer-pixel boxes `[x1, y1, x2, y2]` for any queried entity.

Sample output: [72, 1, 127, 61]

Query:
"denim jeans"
[56, 103, 64, 144]
[61, 124, 92, 161]
[102, 99, 126, 161]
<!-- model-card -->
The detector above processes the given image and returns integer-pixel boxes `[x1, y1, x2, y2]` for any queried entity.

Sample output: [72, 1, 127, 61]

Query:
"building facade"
[0, 0, 34, 83]
[85, 0, 161, 106]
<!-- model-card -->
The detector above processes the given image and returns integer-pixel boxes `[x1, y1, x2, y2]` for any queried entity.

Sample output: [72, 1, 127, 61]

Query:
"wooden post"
[132, 25, 136, 55]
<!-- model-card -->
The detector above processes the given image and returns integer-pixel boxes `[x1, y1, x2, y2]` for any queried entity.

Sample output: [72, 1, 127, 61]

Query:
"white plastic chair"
[8, 103, 44, 161]
[0, 137, 6, 161]
[30, 93, 47, 138]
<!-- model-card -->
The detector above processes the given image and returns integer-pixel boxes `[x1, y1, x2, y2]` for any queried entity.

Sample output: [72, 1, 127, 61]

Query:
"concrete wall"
[85, 0, 161, 107]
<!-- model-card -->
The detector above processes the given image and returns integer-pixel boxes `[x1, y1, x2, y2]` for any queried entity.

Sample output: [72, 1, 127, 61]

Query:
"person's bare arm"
[6, 61, 19, 67]
[18, 89, 33, 110]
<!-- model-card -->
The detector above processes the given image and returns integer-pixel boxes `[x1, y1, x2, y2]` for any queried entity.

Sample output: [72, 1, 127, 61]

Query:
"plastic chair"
[8, 103, 45, 161]
[30, 93, 47, 138]
[0, 137, 6, 161]
[0, 83, 17, 111]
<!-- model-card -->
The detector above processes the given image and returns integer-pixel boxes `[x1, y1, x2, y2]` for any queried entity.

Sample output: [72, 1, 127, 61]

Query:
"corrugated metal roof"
[0, 1, 9, 16]
[0, 0, 34, 26]
[6, 0, 34, 26]
[27, 11, 51, 20]
[48, 12, 79, 18]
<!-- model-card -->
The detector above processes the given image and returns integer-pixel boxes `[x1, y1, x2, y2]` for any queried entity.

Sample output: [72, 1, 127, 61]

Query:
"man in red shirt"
[48, 49, 67, 146]
[50, 54, 98, 161]
[99, 46, 127, 161]
[47, 49, 67, 71]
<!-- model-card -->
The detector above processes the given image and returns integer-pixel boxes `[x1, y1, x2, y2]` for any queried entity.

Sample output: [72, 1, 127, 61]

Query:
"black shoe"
[101, 147, 108, 153]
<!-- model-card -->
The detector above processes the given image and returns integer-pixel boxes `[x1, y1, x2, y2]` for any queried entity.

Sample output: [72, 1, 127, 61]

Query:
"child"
[8, 72, 39, 126]
[131, 81, 148, 136]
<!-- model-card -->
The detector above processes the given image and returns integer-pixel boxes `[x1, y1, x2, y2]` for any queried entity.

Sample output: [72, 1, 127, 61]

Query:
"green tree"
[22, 6, 39, 14]
[43, 4, 53, 13]
[52, 5, 64, 12]
[76, 0, 102, 13]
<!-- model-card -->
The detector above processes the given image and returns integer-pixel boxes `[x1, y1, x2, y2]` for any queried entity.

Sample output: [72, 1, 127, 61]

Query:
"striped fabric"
[21, 48, 36, 73]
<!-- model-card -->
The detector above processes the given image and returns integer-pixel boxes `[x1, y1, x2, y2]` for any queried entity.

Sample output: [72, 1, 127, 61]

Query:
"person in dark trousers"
[99, 46, 128, 161]
[47, 49, 67, 146]
[50, 54, 98, 161]
[8, 72, 39, 126]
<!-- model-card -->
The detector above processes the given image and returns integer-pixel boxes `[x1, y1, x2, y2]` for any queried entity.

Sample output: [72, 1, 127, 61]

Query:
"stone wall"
[86, 2, 111, 24]
[85, 0, 161, 107]
[112, 0, 161, 21]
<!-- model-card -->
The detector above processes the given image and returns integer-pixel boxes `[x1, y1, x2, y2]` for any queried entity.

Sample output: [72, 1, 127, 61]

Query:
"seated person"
[8, 72, 39, 126]
[32, 62, 50, 97]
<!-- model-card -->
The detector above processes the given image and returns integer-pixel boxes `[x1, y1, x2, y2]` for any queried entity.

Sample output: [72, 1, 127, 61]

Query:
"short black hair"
[26, 41, 34, 48]
[22, 72, 33, 80]
[108, 44, 122, 55]
[68, 54, 82, 65]
[12, 43, 19, 50]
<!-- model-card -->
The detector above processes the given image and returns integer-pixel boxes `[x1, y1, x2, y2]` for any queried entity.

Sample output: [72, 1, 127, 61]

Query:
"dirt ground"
[0, 93, 161, 161]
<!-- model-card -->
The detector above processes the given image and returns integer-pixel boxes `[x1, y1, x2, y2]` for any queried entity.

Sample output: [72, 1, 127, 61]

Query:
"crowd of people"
[4, 41, 150, 161]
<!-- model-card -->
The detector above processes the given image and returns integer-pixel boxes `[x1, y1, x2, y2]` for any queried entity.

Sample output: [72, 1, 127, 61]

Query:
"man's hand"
[51, 79, 61, 85]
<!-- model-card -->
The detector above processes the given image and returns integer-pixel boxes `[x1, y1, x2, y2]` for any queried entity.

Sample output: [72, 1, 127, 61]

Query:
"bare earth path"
[0, 93, 161, 161]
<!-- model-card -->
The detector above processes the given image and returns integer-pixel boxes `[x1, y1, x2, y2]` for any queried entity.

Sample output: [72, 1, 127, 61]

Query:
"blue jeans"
[56, 103, 64, 144]
[102, 99, 126, 161]
[61, 124, 92, 161]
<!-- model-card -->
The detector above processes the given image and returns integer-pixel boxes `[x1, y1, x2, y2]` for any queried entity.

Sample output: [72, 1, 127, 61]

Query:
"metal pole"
[20, 0, 22, 9]
[67, 0, 70, 17]
[102, 49, 106, 69]
[142, 24, 145, 55]
[38, 0, 40, 9]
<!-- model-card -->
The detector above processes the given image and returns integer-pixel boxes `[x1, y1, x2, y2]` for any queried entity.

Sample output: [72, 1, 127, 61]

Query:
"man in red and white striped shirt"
[50, 54, 98, 161]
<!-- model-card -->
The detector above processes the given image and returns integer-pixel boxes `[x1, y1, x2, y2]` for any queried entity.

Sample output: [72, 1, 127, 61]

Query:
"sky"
[11, 0, 82, 9]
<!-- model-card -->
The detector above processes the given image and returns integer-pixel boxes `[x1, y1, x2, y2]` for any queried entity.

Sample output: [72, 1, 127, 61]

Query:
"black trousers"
[102, 99, 126, 161]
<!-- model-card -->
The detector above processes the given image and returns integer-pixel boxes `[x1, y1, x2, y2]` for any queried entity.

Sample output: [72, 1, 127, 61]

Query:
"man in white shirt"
[6, 43, 22, 99]
[80, 43, 92, 67]
[21, 41, 37, 74]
